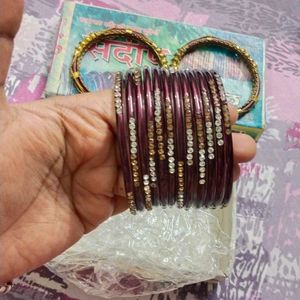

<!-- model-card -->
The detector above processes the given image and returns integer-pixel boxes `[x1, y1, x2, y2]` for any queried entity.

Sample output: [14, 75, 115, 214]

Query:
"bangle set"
[71, 28, 260, 214]
[115, 67, 233, 214]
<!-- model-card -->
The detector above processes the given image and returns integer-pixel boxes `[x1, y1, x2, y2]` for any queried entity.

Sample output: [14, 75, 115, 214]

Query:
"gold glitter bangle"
[171, 36, 260, 118]
[71, 28, 169, 93]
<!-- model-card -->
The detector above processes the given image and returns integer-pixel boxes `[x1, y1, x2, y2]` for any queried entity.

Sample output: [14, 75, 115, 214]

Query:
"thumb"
[0, 0, 24, 108]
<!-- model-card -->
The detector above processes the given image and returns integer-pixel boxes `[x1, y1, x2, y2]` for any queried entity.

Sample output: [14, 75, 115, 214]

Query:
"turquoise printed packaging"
[46, 1, 265, 140]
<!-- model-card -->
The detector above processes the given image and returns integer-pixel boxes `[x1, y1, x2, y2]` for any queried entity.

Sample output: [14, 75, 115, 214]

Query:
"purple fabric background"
[3, 0, 300, 299]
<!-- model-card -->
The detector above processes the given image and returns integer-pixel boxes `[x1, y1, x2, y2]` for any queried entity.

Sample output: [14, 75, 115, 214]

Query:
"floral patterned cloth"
[4, 0, 300, 299]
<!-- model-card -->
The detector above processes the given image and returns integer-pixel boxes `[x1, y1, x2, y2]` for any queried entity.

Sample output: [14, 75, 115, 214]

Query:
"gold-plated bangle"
[171, 36, 260, 118]
[71, 28, 169, 93]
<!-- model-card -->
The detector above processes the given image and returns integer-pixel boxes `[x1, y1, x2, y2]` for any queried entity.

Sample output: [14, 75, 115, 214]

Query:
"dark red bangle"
[161, 68, 177, 207]
[203, 70, 226, 206]
[189, 70, 207, 208]
[179, 71, 197, 209]
[143, 67, 160, 206]
[133, 68, 153, 210]
[153, 68, 169, 208]
[114, 72, 137, 214]
[126, 71, 145, 211]
[196, 70, 217, 208]
[170, 71, 186, 208]
[212, 71, 234, 205]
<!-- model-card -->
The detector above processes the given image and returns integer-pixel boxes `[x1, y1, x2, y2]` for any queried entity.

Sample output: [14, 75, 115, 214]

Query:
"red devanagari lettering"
[89, 43, 111, 62]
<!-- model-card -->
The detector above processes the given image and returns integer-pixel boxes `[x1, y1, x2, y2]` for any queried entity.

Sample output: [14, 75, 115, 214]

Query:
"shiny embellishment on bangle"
[215, 74, 232, 135]
[154, 88, 166, 161]
[193, 94, 206, 185]
[165, 97, 176, 174]
[114, 72, 122, 114]
[129, 117, 140, 187]
[208, 79, 224, 147]
[143, 174, 152, 210]
[147, 121, 157, 184]
[202, 89, 215, 160]
[127, 192, 137, 215]
[177, 161, 184, 208]
[184, 92, 194, 166]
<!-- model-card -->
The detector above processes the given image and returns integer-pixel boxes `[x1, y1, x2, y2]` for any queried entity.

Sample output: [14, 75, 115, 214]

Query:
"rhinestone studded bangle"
[114, 72, 137, 214]
[171, 71, 186, 208]
[180, 71, 196, 209]
[198, 70, 218, 208]
[153, 68, 169, 207]
[212, 71, 234, 206]
[143, 68, 160, 206]
[71, 28, 169, 93]
[161, 69, 177, 207]
[204, 70, 227, 206]
[189, 70, 208, 208]
[171, 36, 260, 118]
[133, 68, 153, 210]
[126, 71, 145, 211]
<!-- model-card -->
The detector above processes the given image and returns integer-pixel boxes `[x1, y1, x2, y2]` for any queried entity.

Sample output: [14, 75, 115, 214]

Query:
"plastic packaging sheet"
[48, 186, 236, 298]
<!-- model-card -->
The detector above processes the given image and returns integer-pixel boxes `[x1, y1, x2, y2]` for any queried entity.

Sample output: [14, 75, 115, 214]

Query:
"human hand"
[0, 0, 256, 284]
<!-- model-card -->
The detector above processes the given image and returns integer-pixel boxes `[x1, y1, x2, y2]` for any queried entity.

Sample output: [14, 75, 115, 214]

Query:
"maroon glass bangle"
[114, 72, 137, 214]
[197, 70, 217, 208]
[161, 68, 177, 207]
[171, 71, 186, 208]
[208, 70, 227, 206]
[153, 68, 169, 207]
[180, 71, 197, 209]
[143, 67, 160, 206]
[133, 68, 153, 210]
[189, 70, 208, 208]
[203, 70, 226, 206]
[212, 71, 234, 205]
[126, 71, 145, 211]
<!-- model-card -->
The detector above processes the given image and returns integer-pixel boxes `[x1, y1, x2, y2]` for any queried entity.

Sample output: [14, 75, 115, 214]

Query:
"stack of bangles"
[114, 67, 233, 214]
[69, 28, 260, 215]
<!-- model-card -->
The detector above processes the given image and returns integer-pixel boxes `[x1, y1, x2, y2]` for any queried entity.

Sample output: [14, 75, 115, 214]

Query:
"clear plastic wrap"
[48, 186, 236, 298]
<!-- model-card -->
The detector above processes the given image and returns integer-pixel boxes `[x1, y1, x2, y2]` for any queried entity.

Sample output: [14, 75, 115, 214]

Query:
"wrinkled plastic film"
[48, 185, 236, 298]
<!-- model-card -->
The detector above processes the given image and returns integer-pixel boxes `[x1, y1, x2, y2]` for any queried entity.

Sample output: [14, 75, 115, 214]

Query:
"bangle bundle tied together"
[71, 28, 260, 214]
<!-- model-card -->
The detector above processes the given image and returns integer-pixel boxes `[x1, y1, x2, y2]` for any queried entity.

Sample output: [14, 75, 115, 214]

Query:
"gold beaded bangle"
[71, 28, 169, 93]
[171, 36, 260, 118]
